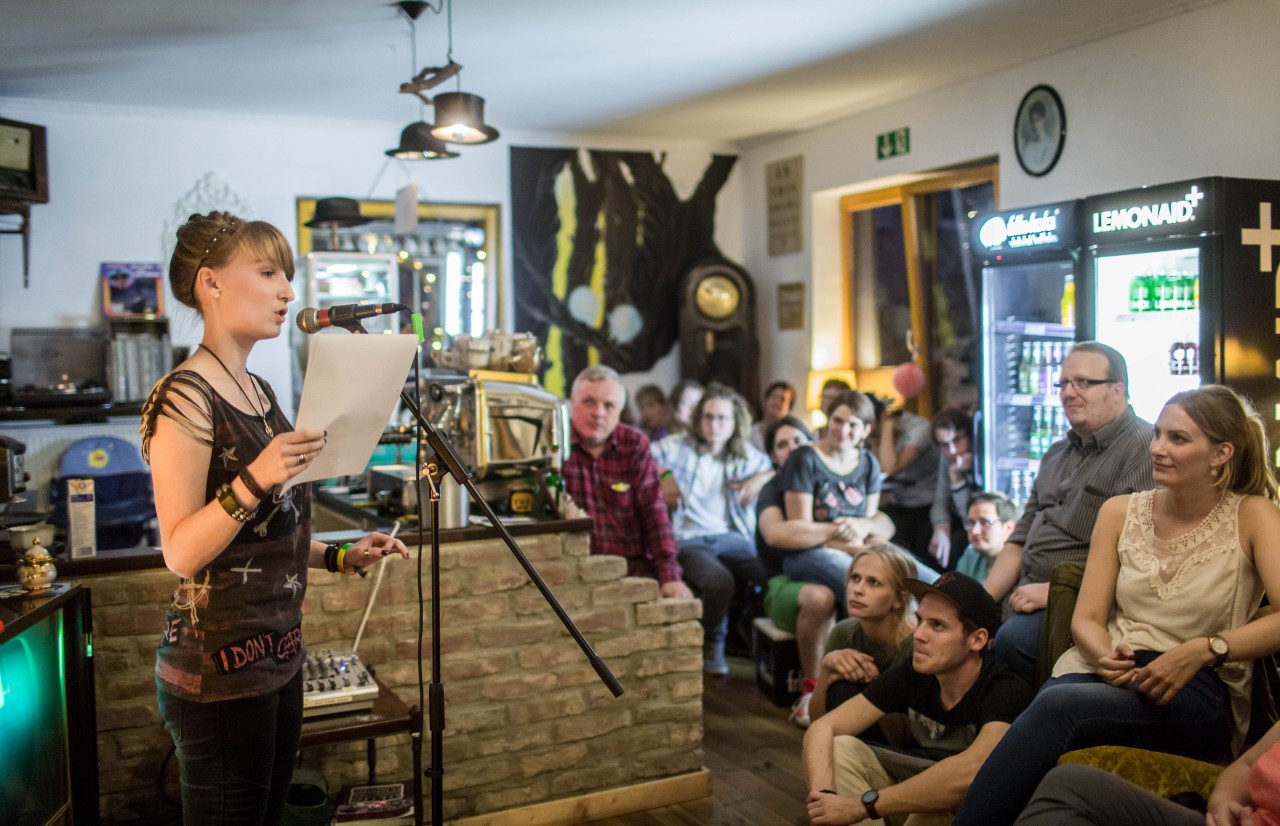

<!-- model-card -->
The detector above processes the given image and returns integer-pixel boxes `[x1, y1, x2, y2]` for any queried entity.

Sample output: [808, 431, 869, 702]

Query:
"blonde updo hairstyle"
[1166, 384, 1279, 502]
[169, 211, 294, 314]
[847, 542, 918, 624]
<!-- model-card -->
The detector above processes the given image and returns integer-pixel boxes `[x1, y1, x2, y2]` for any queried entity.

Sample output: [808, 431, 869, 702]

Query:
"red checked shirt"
[562, 422, 683, 585]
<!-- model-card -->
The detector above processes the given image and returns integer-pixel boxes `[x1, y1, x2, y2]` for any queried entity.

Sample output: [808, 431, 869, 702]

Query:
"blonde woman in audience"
[810, 543, 918, 722]
[956, 385, 1280, 826]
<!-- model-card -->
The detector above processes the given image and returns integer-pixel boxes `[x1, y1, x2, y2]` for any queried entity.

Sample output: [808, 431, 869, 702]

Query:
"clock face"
[694, 274, 740, 320]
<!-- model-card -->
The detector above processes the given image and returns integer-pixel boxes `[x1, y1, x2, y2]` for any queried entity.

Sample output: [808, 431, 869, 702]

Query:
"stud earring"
[214, 290, 221, 299]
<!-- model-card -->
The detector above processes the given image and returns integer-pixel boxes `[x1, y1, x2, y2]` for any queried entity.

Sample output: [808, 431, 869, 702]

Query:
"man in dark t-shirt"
[803, 573, 1032, 824]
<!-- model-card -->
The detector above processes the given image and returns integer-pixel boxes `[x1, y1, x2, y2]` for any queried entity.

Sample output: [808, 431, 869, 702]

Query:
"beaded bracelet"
[238, 467, 267, 501]
[215, 483, 257, 523]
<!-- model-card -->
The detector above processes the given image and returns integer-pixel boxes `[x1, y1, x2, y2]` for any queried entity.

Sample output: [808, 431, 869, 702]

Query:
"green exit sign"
[877, 127, 910, 160]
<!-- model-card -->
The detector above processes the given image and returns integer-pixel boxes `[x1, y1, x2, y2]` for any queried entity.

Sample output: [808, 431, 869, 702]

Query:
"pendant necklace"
[198, 343, 273, 437]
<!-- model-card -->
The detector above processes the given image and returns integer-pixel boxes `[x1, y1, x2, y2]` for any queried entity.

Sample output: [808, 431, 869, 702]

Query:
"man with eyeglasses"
[954, 492, 1017, 583]
[983, 341, 1155, 685]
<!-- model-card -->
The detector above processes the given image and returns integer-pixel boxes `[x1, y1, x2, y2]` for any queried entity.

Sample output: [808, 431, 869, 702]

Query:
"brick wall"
[85, 527, 705, 823]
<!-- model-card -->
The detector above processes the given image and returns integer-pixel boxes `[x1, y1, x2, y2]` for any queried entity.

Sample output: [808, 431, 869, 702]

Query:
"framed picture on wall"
[101, 262, 165, 318]
[1014, 85, 1066, 177]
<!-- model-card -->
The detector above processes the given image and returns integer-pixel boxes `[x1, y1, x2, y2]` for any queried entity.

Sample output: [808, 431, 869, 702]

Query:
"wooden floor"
[586, 655, 809, 826]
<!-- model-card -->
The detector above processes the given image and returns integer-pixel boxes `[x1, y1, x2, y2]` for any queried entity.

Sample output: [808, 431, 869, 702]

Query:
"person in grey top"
[983, 342, 1155, 684]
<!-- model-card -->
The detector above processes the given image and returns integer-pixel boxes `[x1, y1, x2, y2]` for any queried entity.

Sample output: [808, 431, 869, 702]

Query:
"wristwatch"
[1208, 635, 1230, 668]
[861, 789, 880, 820]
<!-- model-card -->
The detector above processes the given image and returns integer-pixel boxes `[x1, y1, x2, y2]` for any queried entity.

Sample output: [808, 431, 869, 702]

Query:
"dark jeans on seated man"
[992, 609, 1044, 686]
[677, 532, 767, 669]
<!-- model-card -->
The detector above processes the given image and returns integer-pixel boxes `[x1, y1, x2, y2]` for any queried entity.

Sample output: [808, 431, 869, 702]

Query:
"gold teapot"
[16, 538, 58, 593]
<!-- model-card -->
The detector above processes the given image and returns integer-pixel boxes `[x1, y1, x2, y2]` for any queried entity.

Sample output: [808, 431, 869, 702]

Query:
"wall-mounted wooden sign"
[767, 155, 803, 256]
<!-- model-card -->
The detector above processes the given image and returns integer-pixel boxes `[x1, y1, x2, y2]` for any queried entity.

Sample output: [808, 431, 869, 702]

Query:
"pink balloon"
[893, 362, 926, 398]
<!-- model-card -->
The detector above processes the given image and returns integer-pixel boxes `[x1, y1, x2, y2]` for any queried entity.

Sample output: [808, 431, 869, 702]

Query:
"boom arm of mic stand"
[399, 389, 624, 698]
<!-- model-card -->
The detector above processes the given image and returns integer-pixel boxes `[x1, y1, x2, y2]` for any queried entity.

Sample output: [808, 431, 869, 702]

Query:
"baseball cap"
[905, 572, 1000, 637]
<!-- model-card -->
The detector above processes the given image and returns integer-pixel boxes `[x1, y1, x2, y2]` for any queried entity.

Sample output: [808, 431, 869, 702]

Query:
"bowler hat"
[305, 197, 369, 228]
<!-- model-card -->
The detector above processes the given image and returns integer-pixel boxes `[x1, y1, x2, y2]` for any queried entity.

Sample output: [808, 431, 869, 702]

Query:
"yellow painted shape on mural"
[545, 166, 579, 397]
[587, 209, 607, 368]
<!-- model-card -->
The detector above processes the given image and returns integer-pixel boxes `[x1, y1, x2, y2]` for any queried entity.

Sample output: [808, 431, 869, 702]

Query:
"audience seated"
[652, 383, 773, 675]
[871, 398, 942, 570]
[755, 416, 838, 727]
[810, 543, 918, 725]
[817, 379, 854, 428]
[561, 364, 696, 598]
[750, 380, 797, 451]
[803, 573, 1033, 826]
[954, 492, 1017, 583]
[633, 383, 669, 441]
[927, 407, 980, 569]
[775, 390, 895, 611]
[955, 384, 1280, 826]
[984, 341, 1155, 685]
[667, 378, 704, 436]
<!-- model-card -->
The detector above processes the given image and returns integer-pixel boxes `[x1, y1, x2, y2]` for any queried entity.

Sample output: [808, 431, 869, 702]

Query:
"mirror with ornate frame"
[295, 197, 501, 356]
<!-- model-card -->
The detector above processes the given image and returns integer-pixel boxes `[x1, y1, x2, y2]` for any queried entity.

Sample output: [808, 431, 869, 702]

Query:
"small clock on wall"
[1014, 85, 1066, 177]
[694, 273, 741, 320]
[0, 118, 49, 203]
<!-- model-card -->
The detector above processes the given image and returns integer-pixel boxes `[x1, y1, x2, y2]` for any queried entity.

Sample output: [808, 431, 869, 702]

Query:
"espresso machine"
[367, 370, 568, 524]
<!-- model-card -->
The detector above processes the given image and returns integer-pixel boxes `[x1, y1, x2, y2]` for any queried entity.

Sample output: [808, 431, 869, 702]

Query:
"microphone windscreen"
[296, 307, 322, 334]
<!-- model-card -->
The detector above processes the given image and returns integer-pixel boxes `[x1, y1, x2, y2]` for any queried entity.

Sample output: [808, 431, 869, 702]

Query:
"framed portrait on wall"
[1014, 85, 1066, 177]
[101, 262, 165, 318]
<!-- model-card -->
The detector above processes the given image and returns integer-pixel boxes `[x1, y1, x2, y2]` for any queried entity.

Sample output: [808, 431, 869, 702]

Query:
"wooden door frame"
[838, 163, 998, 416]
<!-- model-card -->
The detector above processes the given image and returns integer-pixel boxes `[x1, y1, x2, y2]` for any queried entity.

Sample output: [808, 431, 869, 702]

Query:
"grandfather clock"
[679, 258, 760, 408]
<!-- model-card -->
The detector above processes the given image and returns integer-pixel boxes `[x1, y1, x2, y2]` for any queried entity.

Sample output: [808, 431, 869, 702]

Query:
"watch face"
[694, 274, 741, 320]
[1210, 636, 1229, 656]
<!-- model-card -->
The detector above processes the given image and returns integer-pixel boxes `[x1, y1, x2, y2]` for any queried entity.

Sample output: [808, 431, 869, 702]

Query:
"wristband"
[660, 470, 674, 481]
[324, 543, 341, 573]
[238, 467, 267, 500]
[336, 543, 360, 575]
[215, 483, 257, 523]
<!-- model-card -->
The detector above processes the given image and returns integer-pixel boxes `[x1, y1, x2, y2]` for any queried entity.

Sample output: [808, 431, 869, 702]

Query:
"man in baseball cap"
[803, 572, 1031, 825]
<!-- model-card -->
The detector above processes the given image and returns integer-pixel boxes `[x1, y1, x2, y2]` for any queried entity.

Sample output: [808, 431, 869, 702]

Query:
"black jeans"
[157, 670, 304, 825]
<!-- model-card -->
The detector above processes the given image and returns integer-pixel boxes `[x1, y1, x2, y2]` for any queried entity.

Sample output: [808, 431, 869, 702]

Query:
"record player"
[9, 328, 112, 406]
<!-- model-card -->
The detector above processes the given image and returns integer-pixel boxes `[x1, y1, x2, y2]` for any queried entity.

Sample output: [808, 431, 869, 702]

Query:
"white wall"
[0, 99, 740, 405]
[737, 0, 1280, 412]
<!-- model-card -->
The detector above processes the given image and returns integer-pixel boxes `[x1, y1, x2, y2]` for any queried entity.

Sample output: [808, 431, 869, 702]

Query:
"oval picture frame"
[1013, 84, 1066, 177]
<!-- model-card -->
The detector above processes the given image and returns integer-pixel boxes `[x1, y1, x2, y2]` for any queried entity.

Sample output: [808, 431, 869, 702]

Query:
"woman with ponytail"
[956, 384, 1280, 826]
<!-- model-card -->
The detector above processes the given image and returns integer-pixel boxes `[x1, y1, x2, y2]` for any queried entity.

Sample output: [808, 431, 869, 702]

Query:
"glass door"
[841, 164, 997, 415]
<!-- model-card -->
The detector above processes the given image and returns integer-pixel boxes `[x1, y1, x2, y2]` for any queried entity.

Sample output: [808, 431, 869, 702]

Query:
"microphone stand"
[337, 322, 624, 826]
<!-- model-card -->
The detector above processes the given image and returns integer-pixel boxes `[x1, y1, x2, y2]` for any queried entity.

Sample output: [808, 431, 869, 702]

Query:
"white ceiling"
[0, 0, 1220, 145]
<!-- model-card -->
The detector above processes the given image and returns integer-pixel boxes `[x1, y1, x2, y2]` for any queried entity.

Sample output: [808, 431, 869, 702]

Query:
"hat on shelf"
[305, 197, 370, 228]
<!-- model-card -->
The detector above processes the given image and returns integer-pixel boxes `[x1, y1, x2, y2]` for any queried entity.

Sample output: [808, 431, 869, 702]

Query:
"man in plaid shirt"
[562, 365, 694, 600]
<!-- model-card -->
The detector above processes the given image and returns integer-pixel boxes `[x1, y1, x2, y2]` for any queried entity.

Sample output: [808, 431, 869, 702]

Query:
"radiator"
[0, 420, 143, 508]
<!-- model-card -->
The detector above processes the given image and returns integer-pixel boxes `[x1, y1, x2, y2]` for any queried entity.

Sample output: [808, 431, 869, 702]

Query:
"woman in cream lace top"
[954, 385, 1280, 826]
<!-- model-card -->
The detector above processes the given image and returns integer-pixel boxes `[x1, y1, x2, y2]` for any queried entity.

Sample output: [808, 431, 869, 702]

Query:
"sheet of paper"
[287, 333, 420, 489]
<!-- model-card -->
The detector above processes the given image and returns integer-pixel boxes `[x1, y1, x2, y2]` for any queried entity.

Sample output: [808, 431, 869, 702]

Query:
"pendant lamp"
[387, 121, 459, 160]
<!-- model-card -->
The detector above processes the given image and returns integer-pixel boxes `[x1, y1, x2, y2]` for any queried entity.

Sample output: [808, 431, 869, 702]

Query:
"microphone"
[295, 303, 408, 334]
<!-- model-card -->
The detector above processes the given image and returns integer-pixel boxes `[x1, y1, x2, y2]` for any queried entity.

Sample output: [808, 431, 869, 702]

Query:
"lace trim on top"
[139, 370, 216, 463]
[1126, 489, 1242, 601]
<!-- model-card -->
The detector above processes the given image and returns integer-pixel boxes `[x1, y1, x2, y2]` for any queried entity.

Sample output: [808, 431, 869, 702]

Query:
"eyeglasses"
[964, 518, 1003, 529]
[1053, 378, 1117, 392]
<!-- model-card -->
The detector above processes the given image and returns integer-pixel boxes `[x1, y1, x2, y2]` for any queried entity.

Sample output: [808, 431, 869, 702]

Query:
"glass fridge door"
[1091, 247, 1200, 423]
[291, 252, 402, 406]
[982, 258, 1076, 514]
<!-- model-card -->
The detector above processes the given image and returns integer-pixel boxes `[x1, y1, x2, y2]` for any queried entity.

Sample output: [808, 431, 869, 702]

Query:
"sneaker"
[789, 691, 813, 728]
[703, 642, 729, 676]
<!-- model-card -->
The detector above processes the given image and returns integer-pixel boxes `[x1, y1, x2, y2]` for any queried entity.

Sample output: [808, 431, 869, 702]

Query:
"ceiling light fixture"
[387, 1, 459, 160]
[429, 0, 499, 145]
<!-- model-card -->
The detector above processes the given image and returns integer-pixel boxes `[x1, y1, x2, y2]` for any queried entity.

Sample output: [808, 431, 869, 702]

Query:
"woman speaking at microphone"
[141, 211, 409, 825]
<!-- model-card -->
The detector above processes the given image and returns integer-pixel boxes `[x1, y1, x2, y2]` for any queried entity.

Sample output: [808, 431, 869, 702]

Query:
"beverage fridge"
[972, 201, 1082, 512]
[1080, 177, 1280, 450]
